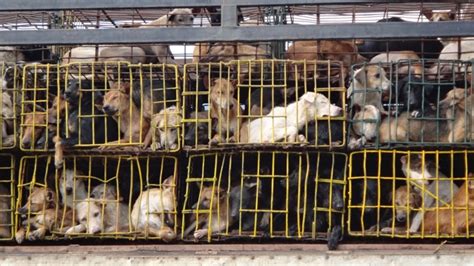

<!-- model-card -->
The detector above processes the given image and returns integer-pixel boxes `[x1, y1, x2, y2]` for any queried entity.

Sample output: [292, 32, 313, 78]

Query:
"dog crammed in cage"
[63, 9, 194, 65]
[143, 106, 182, 150]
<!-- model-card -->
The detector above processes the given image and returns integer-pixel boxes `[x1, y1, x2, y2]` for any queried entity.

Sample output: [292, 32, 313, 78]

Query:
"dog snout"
[18, 205, 28, 215]
[65, 187, 73, 195]
[396, 213, 406, 223]
[21, 137, 31, 148]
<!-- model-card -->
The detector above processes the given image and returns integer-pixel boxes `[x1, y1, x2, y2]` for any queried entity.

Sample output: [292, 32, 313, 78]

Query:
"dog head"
[197, 186, 225, 210]
[2, 65, 22, 89]
[439, 88, 470, 111]
[184, 111, 209, 146]
[151, 106, 182, 149]
[64, 79, 82, 103]
[209, 78, 237, 110]
[59, 169, 86, 203]
[75, 199, 104, 234]
[167, 8, 195, 26]
[353, 65, 391, 95]
[400, 154, 436, 186]
[102, 83, 131, 116]
[19, 186, 56, 215]
[21, 112, 46, 148]
[423, 9, 456, 22]
[301, 92, 342, 118]
[394, 185, 422, 223]
[90, 184, 121, 201]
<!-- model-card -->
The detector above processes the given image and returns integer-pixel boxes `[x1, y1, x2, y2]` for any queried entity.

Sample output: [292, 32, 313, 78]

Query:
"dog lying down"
[240, 92, 342, 144]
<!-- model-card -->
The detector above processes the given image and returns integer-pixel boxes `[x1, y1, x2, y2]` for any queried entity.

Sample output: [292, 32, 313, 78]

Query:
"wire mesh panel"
[182, 60, 346, 150]
[16, 155, 178, 243]
[348, 150, 474, 238]
[20, 62, 180, 152]
[348, 60, 474, 150]
[1, 63, 21, 149]
[181, 151, 346, 248]
[0, 154, 15, 241]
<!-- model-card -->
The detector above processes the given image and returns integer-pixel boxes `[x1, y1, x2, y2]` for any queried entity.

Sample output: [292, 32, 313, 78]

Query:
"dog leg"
[15, 227, 26, 244]
[65, 224, 86, 235]
[141, 127, 154, 149]
[1, 134, 14, 147]
[28, 227, 48, 241]
[409, 212, 424, 233]
[147, 226, 177, 242]
[209, 134, 222, 146]
[53, 136, 64, 169]
[193, 228, 209, 240]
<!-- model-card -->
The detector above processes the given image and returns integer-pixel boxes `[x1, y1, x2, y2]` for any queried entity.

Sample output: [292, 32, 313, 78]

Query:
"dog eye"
[374, 73, 380, 79]
[159, 128, 165, 132]
[93, 212, 99, 217]
[170, 128, 176, 132]
[81, 217, 87, 222]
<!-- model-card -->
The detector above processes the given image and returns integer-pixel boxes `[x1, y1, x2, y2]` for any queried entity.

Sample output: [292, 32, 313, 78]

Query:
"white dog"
[241, 92, 342, 143]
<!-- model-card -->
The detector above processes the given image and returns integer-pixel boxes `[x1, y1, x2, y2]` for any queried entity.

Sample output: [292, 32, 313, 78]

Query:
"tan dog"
[183, 186, 231, 240]
[209, 78, 242, 145]
[285, 40, 359, 80]
[143, 106, 182, 150]
[347, 65, 392, 115]
[131, 176, 177, 242]
[348, 104, 381, 150]
[58, 169, 87, 209]
[16, 187, 73, 243]
[379, 88, 473, 143]
[102, 85, 149, 147]
[1, 91, 14, 147]
[370, 51, 422, 76]
[422, 175, 474, 235]
[21, 112, 46, 149]
[90, 184, 129, 233]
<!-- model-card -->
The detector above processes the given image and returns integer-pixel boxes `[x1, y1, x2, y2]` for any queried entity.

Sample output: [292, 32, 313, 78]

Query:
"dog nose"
[18, 206, 28, 215]
[66, 187, 73, 195]
[22, 139, 31, 148]
[229, 103, 234, 109]
[396, 215, 406, 223]
[103, 105, 110, 112]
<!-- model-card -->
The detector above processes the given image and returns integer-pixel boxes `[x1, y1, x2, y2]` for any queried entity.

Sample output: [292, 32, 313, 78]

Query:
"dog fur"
[1, 91, 14, 147]
[370, 51, 422, 76]
[131, 176, 177, 242]
[241, 92, 342, 143]
[348, 104, 381, 149]
[90, 184, 130, 233]
[184, 111, 211, 147]
[183, 186, 231, 240]
[59, 169, 87, 209]
[347, 65, 391, 114]
[209, 78, 242, 144]
[143, 106, 181, 150]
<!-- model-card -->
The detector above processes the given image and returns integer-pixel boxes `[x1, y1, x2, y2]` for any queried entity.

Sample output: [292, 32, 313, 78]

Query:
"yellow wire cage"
[16, 154, 178, 242]
[182, 59, 346, 150]
[181, 151, 347, 243]
[348, 149, 474, 238]
[1, 63, 20, 149]
[20, 62, 181, 152]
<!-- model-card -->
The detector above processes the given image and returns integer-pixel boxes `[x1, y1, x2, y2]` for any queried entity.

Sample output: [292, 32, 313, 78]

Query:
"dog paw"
[15, 231, 25, 244]
[193, 229, 208, 240]
[298, 134, 307, 143]
[170, 144, 177, 150]
[380, 227, 395, 234]
[28, 229, 45, 241]
[227, 136, 236, 143]
[348, 138, 362, 150]
[410, 110, 420, 117]
[151, 142, 161, 151]
[209, 138, 219, 146]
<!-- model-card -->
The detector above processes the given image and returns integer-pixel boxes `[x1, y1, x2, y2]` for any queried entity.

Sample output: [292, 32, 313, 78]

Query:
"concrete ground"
[0, 244, 473, 266]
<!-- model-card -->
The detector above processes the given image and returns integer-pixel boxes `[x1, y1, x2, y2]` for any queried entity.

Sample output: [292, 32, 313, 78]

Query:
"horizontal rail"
[0, 0, 469, 11]
[1, 22, 473, 45]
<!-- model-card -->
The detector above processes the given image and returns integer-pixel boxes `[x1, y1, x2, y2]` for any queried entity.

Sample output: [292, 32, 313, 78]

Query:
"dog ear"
[162, 175, 175, 188]
[352, 104, 361, 113]
[301, 92, 316, 103]
[168, 13, 176, 23]
[449, 10, 456, 21]
[353, 67, 367, 85]
[46, 189, 54, 203]
[422, 9, 433, 20]
[400, 155, 407, 164]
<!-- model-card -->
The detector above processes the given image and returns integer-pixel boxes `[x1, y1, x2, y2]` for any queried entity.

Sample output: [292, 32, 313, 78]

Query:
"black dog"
[304, 120, 344, 146]
[61, 79, 118, 147]
[184, 111, 211, 147]
[357, 17, 444, 59]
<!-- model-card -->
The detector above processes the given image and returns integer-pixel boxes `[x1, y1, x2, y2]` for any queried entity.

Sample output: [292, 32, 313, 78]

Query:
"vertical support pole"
[221, 3, 238, 27]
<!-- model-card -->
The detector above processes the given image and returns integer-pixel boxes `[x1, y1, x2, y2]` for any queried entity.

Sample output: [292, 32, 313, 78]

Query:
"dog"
[379, 88, 472, 143]
[228, 179, 262, 232]
[285, 40, 359, 80]
[102, 84, 150, 147]
[422, 175, 474, 235]
[131, 176, 177, 242]
[1, 91, 14, 147]
[90, 184, 129, 233]
[357, 17, 443, 59]
[347, 65, 391, 115]
[16, 186, 73, 243]
[369, 51, 422, 76]
[209, 78, 242, 145]
[183, 185, 231, 240]
[61, 79, 118, 148]
[246, 87, 284, 117]
[142, 106, 181, 150]
[59, 169, 87, 209]
[183, 111, 211, 147]
[348, 104, 381, 150]
[241, 92, 342, 144]
[0, 184, 10, 238]
[400, 155, 460, 233]
[303, 120, 344, 146]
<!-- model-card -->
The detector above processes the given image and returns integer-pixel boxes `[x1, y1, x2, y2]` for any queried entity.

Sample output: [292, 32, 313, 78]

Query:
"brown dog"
[209, 78, 242, 145]
[422, 175, 474, 235]
[142, 105, 182, 150]
[16, 186, 73, 243]
[183, 186, 231, 240]
[101, 84, 149, 147]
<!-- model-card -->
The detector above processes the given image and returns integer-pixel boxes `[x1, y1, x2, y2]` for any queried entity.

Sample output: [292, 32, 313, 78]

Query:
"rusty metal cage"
[19, 62, 180, 152]
[182, 60, 346, 150]
[16, 154, 178, 242]
[181, 151, 346, 247]
[348, 60, 474, 150]
[0, 154, 15, 241]
[348, 149, 474, 238]
[1, 63, 20, 149]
